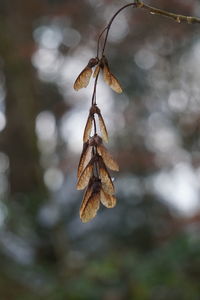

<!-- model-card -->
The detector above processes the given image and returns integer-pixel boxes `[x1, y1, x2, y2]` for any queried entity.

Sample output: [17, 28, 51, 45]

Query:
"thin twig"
[137, 1, 200, 24]
[92, 71, 100, 106]
[93, 115, 97, 135]
[91, 70, 99, 143]
[101, 3, 137, 56]
[97, 0, 200, 59]
[97, 27, 108, 58]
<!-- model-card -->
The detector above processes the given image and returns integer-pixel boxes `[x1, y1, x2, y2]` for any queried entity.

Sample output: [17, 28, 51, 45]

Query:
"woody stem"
[92, 70, 100, 106]
[137, 1, 200, 24]
[97, 27, 108, 58]
[91, 70, 99, 177]
[93, 115, 97, 135]
[98, 0, 200, 57]
[101, 3, 136, 56]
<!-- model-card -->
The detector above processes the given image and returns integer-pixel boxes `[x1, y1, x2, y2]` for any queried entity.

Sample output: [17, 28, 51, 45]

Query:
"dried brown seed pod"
[80, 178, 101, 223]
[74, 67, 92, 91]
[83, 116, 93, 142]
[80, 190, 100, 223]
[79, 178, 94, 214]
[100, 188, 116, 208]
[109, 74, 123, 94]
[102, 56, 123, 94]
[77, 142, 93, 179]
[87, 58, 99, 68]
[74, 58, 99, 91]
[98, 113, 108, 143]
[76, 157, 95, 190]
[103, 63, 112, 85]
[97, 144, 119, 171]
[90, 104, 100, 115]
[89, 134, 102, 147]
[99, 158, 115, 195]
[93, 65, 100, 78]
[88, 105, 108, 143]
[102, 182, 114, 196]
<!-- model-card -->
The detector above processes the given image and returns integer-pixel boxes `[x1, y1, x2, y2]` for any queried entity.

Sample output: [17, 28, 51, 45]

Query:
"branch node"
[187, 16, 193, 24]
[176, 16, 181, 23]
[135, 0, 143, 9]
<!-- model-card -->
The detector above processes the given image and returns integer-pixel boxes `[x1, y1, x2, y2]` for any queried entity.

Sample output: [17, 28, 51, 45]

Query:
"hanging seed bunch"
[73, 0, 200, 222]
[74, 54, 122, 222]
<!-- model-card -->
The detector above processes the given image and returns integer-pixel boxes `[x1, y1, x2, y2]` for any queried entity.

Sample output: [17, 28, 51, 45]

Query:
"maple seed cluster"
[74, 56, 123, 94]
[74, 55, 122, 222]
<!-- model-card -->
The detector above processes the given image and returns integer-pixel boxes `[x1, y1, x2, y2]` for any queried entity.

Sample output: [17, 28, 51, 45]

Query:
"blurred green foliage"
[1, 234, 200, 299]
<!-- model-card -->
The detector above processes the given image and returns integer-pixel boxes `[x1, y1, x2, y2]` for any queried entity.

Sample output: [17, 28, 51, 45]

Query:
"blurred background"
[0, 0, 200, 299]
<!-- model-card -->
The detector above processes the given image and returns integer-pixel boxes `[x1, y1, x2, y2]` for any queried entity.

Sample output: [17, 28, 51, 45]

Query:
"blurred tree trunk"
[4, 64, 46, 195]
[0, 0, 47, 196]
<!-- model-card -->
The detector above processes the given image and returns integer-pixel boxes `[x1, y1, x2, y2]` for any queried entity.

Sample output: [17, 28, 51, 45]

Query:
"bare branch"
[137, 1, 200, 24]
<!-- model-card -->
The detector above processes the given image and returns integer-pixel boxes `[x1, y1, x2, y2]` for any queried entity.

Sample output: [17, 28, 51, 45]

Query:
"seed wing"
[93, 65, 100, 78]
[98, 113, 108, 143]
[83, 116, 93, 142]
[110, 73, 123, 94]
[97, 144, 119, 171]
[102, 56, 122, 94]
[77, 143, 92, 179]
[100, 188, 116, 208]
[80, 191, 100, 223]
[74, 67, 92, 91]
[99, 163, 115, 195]
[103, 64, 112, 86]
[79, 180, 93, 216]
[76, 162, 93, 190]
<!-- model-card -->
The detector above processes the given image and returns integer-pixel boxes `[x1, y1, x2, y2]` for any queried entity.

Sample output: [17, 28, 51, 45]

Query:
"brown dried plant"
[74, 0, 200, 222]
[76, 110, 119, 222]
[74, 54, 121, 222]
